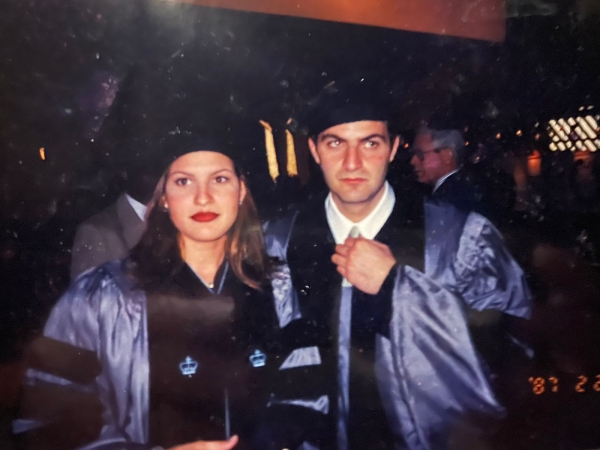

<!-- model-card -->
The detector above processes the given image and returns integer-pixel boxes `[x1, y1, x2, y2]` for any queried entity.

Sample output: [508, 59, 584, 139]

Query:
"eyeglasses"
[410, 148, 441, 161]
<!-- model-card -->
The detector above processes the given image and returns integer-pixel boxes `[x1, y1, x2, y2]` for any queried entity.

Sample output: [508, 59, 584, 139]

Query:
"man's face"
[410, 133, 453, 185]
[308, 120, 399, 211]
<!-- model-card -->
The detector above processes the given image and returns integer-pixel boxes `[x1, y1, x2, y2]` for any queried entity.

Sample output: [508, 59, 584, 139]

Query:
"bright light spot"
[495, 133, 501, 139]
[586, 115, 598, 131]
[547, 117, 599, 152]
[39, 147, 46, 161]
[584, 140, 596, 151]
[516, 130, 523, 136]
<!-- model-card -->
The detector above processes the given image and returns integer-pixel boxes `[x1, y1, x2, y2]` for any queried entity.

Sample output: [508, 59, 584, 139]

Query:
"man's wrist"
[380, 261, 399, 295]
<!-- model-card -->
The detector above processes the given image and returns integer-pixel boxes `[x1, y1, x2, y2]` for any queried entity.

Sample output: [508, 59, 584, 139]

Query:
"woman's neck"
[179, 235, 227, 284]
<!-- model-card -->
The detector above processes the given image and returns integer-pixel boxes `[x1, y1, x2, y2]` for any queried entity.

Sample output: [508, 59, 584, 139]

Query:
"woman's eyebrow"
[169, 168, 235, 178]
[168, 170, 194, 178]
[210, 168, 235, 175]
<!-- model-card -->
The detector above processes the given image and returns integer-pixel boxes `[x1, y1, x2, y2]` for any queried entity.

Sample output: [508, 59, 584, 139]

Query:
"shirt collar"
[325, 181, 396, 244]
[125, 194, 148, 222]
[433, 169, 460, 193]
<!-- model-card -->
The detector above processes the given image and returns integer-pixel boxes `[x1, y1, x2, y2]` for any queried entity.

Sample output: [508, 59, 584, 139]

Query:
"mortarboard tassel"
[259, 120, 280, 182]
[285, 129, 298, 177]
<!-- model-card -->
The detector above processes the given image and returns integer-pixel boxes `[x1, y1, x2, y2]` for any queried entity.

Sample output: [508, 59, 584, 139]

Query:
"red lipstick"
[191, 212, 219, 222]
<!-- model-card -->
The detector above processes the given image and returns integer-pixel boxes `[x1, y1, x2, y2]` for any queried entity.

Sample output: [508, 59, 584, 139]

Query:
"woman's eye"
[215, 175, 229, 183]
[174, 177, 190, 186]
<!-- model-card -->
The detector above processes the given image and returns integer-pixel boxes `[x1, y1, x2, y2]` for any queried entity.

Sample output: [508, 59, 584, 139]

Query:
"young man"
[264, 95, 531, 450]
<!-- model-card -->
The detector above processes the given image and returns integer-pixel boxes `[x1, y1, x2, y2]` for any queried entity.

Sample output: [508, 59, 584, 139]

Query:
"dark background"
[1, 0, 600, 448]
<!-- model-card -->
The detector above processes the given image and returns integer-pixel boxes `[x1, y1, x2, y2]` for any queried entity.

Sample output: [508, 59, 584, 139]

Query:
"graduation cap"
[155, 129, 237, 175]
[301, 76, 395, 137]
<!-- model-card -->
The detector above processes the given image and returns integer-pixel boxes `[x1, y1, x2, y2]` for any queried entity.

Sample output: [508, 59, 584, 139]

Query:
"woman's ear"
[239, 180, 248, 205]
[161, 196, 169, 210]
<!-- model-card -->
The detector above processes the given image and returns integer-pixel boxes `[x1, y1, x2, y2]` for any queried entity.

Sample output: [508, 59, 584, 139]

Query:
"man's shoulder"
[263, 194, 328, 258]
[265, 194, 326, 230]
[77, 200, 120, 233]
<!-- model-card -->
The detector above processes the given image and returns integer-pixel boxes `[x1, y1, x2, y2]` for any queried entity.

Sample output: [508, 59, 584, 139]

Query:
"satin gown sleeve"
[376, 265, 506, 450]
[446, 213, 532, 318]
[15, 261, 154, 450]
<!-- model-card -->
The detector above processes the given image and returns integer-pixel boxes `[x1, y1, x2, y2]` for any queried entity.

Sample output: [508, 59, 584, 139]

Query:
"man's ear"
[308, 137, 321, 165]
[389, 135, 400, 162]
[440, 148, 455, 164]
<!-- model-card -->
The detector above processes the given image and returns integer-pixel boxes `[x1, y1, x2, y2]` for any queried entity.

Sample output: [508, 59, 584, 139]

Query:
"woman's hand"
[168, 435, 239, 450]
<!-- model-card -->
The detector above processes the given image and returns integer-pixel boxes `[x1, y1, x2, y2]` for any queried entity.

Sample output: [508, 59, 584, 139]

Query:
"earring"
[163, 203, 169, 211]
[239, 200, 243, 206]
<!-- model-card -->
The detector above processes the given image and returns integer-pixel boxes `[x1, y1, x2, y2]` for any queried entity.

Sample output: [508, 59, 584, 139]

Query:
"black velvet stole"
[285, 191, 425, 449]
[146, 262, 276, 449]
[348, 195, 424, 449]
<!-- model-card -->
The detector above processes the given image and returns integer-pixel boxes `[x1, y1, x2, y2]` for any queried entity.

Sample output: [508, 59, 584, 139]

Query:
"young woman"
[16, 135, 279, 450]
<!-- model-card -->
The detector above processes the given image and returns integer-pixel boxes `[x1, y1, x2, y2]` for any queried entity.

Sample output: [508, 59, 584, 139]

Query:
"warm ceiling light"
[547, 117, 599, 152]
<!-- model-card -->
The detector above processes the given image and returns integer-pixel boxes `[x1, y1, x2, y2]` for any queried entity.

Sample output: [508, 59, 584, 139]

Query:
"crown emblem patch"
[249, 349, 266, 368]
[179, 356, 199, 377]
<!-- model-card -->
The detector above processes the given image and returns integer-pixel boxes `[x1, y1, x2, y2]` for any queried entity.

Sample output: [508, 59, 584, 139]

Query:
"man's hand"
[332, 237, 396, 294]
[169, 435, 239, 450]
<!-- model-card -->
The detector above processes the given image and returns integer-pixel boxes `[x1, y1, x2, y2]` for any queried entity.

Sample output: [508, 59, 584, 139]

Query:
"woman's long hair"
[127, 164, 269, 291]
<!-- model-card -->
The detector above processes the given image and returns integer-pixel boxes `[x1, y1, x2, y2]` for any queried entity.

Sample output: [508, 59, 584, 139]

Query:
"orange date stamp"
[528, 375, 600, 394]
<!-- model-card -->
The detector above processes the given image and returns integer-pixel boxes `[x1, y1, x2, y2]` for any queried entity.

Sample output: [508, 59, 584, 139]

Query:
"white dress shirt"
[324, 181, 395, 450]
[325, 181, 396, 244]
[125, 194, 149, 222]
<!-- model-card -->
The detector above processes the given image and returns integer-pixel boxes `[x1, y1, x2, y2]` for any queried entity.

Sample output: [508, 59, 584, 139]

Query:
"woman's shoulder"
[72, 259, 133, 286]
[62, 260, 138, 308]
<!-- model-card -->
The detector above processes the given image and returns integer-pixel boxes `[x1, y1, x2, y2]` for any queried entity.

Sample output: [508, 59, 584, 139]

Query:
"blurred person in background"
[410, 125, 490, 218]
[70, 159, 162, 279]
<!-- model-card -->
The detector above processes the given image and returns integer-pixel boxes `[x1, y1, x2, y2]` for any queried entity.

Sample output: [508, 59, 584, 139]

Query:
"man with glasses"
[262, 86, 531, 450]
[411, 126, 489, 217]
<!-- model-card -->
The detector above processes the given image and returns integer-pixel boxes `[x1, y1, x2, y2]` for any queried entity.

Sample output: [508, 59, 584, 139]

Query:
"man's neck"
[179, 236, 226, 282]
[331, 183, 387, 223]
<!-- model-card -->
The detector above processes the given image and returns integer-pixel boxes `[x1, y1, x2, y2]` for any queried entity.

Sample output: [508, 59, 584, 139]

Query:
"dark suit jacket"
[70, 194, 145, 279]
[432, 170, 490, 219]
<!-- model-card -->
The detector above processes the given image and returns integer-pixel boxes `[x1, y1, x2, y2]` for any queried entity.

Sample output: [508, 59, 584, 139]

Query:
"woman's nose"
[194, 184, 212, 205]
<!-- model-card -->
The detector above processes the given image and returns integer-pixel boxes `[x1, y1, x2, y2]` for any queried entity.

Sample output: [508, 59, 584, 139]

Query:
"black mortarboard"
[156, 128, 238, 175]
[302, 77, 393, 137]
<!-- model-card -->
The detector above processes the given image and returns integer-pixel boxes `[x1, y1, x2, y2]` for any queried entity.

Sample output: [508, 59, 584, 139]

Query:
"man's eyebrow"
[319, 133, 345, 142]
[361, 133, 388, 142]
